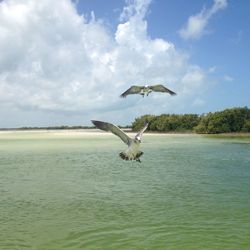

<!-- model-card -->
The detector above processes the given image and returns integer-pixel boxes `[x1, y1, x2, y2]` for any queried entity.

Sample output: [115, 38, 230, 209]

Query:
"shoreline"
[0, 129, 249, 138]
[203, 133, 250, 138]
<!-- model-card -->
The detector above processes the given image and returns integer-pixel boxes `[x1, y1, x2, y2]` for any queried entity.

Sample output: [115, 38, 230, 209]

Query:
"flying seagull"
[91, 120, 148, 162]
[120, 84, 177, 98]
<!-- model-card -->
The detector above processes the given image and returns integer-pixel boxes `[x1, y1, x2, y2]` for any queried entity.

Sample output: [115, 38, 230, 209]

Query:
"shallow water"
[0, 131, 250, 249]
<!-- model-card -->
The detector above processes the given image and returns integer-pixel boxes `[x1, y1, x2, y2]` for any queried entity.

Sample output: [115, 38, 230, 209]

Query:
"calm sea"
[0, 131, 249, 249]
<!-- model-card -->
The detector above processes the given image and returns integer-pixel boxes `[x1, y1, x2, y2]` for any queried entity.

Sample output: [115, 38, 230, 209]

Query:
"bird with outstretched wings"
[120, 84, 176, 98]
[120, 86, 144, 98]
[149, 84, 177, 95]
[91, 120, 132, 145]
[92, 120, 148, 162]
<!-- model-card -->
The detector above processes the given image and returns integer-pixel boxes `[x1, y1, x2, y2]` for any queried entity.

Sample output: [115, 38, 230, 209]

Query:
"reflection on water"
[0, 132, 250, 249]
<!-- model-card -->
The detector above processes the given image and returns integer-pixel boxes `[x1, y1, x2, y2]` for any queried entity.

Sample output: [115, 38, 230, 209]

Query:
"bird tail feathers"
[119, 151, 143, 161]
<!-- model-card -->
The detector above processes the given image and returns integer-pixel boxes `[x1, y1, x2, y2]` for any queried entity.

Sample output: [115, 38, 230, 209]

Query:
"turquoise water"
[0, 131, 249, 249]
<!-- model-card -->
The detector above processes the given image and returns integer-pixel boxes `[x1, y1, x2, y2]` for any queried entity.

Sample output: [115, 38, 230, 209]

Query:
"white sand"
[0, 129, 197, 137]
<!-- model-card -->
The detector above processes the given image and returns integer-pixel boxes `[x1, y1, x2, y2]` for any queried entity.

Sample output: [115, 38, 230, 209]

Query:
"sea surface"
[0, 131, 249, 250]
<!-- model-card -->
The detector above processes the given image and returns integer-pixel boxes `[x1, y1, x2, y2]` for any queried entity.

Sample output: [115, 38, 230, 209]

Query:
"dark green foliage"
[132, 115, 156, 131]
[194, 107, 250, 134]
[132, 113, 200, 132]
[132, 107, 250, 134]
[241, 119, 250, 132]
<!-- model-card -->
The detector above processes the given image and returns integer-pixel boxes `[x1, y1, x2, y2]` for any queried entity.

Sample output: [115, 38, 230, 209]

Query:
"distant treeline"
[0, 125, 94, 131]
[132, 107, 250, 134]
[0, 125, 131, 131]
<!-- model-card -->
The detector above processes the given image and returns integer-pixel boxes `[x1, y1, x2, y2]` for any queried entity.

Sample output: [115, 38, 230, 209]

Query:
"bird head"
[135, 137, 141, 143]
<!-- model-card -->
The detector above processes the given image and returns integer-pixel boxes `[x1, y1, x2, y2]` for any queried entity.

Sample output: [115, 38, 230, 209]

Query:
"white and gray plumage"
[120, 84, 177, 98]
[91, 120, 148, 162]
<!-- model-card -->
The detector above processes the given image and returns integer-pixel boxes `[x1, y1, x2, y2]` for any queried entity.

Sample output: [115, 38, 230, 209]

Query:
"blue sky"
[0, 0, 249, 127]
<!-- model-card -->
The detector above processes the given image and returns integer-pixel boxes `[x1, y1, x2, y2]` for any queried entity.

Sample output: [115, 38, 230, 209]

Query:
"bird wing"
[149, 84, 176, 95]
[120, 85, 143, 98]
[135, 122, 149, 141]
[92, 120, 132, 145]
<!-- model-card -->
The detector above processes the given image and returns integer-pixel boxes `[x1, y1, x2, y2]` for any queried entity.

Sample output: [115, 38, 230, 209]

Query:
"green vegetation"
[132, 107, 250, 134]
[132, 114, 200, 132]
[194, 107, 250, 133]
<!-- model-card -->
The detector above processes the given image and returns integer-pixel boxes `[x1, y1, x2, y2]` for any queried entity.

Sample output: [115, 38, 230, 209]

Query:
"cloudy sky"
[0, 0, 249, 127]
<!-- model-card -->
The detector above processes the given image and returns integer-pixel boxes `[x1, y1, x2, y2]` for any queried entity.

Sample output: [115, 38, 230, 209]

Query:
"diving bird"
[120, 84, 176, 98]
[91, 120, 148, 162]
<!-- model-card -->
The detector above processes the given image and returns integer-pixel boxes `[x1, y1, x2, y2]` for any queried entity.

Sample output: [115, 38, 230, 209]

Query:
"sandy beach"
[0, 129, 249, 137]
[0, 129, 201, 137]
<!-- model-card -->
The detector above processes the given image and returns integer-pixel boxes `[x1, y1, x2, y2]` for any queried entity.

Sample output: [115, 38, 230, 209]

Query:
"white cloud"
[179, 0, 227, 40]
[0, 0, 210, 127]
[223, 75, 234, 82]
[119, 0, 152, 22]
